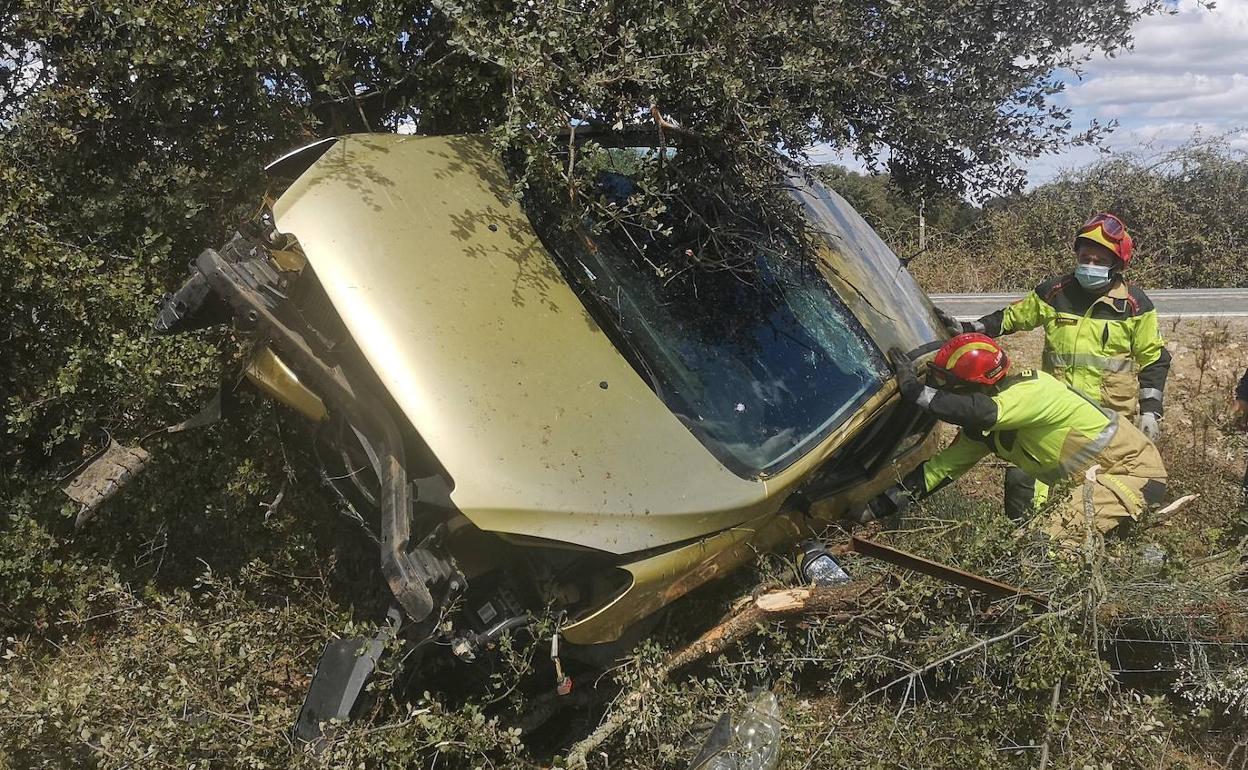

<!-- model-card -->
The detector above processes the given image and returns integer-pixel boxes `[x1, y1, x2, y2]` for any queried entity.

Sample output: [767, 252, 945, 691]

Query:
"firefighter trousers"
[1037, 472, 1166, 545]
[1004, 468, 1048, 520]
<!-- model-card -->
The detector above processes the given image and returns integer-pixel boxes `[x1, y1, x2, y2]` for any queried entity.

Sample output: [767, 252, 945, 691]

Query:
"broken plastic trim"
[264, 137, 339, 179]
[686, 690, 783, 770]
[293, 607, 402, 745]
[193, 247, 437, 622]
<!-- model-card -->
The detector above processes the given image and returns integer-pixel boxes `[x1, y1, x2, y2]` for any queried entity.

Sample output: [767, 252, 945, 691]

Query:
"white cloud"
[812, 1, 1248, 188]
[807, 145, 871, 173]
[1139, 74, 1248, 119]
[1066, 67, 1248, 122]
[1064, 0, 1248, 122]
[1066, 73, 1228, 109]
[1093, 0, 1248, 77]
[1028, 0, 1248, 184]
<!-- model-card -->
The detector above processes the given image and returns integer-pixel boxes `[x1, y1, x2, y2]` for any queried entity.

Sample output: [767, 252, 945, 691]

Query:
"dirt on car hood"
[272, 134, 769, 554]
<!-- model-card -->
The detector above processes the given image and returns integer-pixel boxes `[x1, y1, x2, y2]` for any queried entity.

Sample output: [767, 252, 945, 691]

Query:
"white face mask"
[1075, 263, 1112, 291]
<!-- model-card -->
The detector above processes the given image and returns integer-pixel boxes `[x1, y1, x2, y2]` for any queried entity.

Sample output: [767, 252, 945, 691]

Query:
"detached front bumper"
[159, 242, 451, 623]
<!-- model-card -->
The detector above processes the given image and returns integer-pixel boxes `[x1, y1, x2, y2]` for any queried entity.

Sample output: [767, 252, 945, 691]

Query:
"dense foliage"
[0, 0, 1168, 481]
[4, 1, 1245, 768]
[1, 0, 1176, 640]
[828, 138, 1248, 292]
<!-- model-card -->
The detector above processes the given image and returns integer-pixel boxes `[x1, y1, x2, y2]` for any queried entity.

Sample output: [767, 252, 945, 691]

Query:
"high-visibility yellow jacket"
[903, 369, 1166, 497]
[972, 277, 1170, 420]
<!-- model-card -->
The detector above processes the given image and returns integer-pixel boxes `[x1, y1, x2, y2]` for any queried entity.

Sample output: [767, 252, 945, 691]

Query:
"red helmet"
[1074, 212, 1134, 266]
[932, 333, 1010, 387]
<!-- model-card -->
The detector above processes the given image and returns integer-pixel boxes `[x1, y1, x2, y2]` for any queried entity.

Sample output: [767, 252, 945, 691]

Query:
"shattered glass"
[545, 172, 889, 477]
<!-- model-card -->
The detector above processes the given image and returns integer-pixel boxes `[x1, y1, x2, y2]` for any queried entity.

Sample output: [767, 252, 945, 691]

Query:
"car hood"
[272, 134, 769, 554]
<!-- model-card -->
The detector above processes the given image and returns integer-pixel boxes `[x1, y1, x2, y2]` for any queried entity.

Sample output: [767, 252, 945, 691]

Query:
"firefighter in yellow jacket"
[864, 335, 1167, 543]
[935, 213, 1170, 518]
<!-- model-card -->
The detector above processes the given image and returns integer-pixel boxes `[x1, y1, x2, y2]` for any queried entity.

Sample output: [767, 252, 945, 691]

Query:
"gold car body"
[266, 134, 943, 644]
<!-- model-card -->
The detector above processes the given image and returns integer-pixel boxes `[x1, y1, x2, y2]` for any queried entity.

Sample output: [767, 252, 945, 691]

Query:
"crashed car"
[155, 132, 946, 733]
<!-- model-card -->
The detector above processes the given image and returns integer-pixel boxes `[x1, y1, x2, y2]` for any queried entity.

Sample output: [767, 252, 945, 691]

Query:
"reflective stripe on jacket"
[976, 276, 1170, 419]
[917, 369, 1166, 494]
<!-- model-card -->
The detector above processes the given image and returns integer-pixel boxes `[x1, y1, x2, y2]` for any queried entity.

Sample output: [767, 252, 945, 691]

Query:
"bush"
[905, 138, 1248, 292]
[0, 563, 525, 769]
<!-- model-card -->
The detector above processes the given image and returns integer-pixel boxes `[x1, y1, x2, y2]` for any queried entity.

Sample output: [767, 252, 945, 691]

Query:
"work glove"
[849, 484, 912, 524]
[888, 347, 925, 403]
[933, 306, 970, 337]
[1233, 399, 1248, 432]
[1136, 411, 1161, 442]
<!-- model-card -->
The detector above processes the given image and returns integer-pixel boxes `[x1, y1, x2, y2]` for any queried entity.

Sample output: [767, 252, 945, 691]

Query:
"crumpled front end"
[156, 223, 458, 624]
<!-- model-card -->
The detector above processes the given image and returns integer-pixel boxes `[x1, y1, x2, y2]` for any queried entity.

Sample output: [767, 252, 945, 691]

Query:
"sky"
[816, 0, 1248, 189]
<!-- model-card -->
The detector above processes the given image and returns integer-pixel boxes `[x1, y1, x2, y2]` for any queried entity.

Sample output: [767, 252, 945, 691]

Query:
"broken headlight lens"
[799, 540, 851, 587]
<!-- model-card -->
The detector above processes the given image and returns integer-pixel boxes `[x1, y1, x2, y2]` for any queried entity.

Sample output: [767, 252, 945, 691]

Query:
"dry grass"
[2, 321, 1245, 770]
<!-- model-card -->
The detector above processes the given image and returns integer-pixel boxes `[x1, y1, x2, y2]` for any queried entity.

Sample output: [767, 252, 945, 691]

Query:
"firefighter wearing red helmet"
[864, 336, 1167, 543]
[933, 213, 1170, 519]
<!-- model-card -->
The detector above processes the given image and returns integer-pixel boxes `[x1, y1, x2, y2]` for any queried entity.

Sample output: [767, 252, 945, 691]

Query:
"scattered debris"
[294, 609, 402, 747]
[63, 439, 151, 528]
[686, 690, 783, 770]
[564, 580, 880, 769]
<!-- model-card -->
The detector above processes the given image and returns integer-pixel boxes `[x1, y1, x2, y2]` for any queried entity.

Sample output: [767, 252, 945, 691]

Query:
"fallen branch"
[1037, 678, 1064, 770]
[1142, 493, 1200, 529]
[569, 548, 1248, 769]
[860, 606, 1076, 704]
[564, 580, 881, 769]
[801, 606, 1075, 770]
[664, 580, 883, 673]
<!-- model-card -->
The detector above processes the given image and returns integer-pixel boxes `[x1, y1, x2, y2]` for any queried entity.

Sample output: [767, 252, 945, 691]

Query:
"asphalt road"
[931, 288, 1248, 320]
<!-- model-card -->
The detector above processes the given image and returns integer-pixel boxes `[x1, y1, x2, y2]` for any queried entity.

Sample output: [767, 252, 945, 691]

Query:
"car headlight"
[799, 540, 851, 586]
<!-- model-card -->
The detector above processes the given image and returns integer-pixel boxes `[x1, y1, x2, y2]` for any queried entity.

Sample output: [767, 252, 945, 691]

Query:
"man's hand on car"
[888, 347, 925, 403]
[934, 307, 970, 337]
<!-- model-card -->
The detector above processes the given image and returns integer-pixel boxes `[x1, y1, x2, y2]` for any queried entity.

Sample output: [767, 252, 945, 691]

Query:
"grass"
[2, 322, 1246, 769]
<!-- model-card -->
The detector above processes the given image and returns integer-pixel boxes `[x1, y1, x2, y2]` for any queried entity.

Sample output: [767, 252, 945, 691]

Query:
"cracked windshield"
[546, 171, 889, 476]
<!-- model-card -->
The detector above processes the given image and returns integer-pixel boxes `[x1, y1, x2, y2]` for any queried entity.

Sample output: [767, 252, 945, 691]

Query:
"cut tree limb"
[1037, 678, 1064, 770]
[564, 579, 881, 769]
[664, 580, 883, 673]
[1142, 493, 1200, 530]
